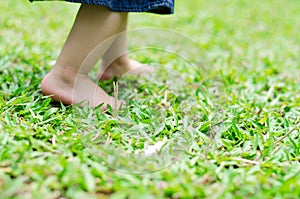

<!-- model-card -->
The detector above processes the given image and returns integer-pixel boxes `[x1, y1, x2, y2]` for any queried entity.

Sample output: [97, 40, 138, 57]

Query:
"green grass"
[1, 0, 300, 198]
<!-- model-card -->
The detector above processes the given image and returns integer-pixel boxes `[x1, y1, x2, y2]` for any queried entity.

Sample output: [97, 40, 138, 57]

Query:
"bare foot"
[98, 56, 154, 80]
[41, 67, 124, 110]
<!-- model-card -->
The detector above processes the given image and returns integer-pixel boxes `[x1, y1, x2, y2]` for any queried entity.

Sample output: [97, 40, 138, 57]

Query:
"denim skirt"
[30, 0, 174, 14]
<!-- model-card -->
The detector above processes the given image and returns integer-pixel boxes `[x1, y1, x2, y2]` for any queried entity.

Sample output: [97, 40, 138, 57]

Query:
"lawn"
[1, 0, 300, 198]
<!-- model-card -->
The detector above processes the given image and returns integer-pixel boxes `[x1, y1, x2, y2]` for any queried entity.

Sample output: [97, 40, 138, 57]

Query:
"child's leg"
[98, 17, 153, 80]
[41, 4, 127, 109]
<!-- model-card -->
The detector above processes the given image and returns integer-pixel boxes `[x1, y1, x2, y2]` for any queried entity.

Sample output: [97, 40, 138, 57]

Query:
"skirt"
[29, 0, 174, 14]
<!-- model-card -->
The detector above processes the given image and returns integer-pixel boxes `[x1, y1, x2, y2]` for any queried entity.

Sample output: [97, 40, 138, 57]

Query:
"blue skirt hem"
[30, 0, 174, 14]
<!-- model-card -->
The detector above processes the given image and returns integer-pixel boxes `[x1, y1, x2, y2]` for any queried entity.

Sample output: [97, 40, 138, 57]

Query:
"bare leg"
[98, 17, 153, 80]
[41, 4, 127, 109]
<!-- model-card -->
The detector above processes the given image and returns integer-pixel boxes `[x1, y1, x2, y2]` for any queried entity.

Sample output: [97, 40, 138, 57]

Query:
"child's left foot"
[98, 56, 153, 80]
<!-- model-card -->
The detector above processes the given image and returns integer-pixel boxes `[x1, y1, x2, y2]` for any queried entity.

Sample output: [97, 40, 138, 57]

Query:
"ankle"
[103, 55, 130, 68]
[50, 64, 80, 83]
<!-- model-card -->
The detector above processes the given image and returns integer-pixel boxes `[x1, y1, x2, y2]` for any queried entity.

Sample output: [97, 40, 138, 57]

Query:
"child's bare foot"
[98, 55, 154, 80]
[41, 67, 124, 110]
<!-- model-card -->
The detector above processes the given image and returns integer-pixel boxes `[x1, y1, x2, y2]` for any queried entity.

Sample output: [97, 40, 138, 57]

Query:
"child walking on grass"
[30, 0, 174, 110]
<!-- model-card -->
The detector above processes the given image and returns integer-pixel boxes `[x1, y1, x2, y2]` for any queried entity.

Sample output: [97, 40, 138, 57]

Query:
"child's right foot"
[98, 55, 154, 80]
[41, 67, 124, 110]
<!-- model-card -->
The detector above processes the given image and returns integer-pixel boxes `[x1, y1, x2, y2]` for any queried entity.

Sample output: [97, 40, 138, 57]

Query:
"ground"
[0, 0, 300, 198]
